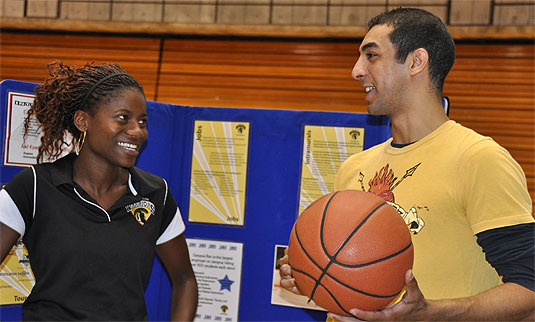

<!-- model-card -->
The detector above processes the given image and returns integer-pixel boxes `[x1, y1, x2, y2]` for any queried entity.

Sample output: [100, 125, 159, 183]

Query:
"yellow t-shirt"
[334, 120, 533, 300]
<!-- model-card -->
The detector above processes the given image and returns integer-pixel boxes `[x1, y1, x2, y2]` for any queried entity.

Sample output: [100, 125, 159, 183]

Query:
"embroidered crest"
[125, 200, 155, 226]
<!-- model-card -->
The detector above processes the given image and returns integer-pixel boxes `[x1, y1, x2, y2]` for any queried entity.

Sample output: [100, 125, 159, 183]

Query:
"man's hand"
[279, 248, 301, 295]
[328, 269, 428, 321]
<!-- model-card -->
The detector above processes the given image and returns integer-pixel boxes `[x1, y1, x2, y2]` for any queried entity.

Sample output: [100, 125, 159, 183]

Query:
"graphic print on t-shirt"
[125, 199, 156, 225]
[357, 163, 426, 234]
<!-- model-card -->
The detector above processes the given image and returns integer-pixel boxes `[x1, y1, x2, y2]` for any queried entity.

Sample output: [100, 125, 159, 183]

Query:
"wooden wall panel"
[1, 31, 533, 211]
[157, 39, 535, 211]
[0, 33, 161, 99]
[158, 39, 360, 110]
[446, 44, 534, 203]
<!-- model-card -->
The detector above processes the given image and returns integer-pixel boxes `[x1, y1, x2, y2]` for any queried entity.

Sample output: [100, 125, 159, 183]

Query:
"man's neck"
[390, 96, 448, 145]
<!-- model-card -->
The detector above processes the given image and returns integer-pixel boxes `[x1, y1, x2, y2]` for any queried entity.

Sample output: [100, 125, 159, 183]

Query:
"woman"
[0, 62, 198, 321]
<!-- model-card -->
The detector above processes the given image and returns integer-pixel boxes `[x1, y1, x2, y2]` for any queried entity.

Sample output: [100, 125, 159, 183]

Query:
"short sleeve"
[1, 167, 36, 236]
[156, 184, 185, 245]
[460, 141, 533, 234]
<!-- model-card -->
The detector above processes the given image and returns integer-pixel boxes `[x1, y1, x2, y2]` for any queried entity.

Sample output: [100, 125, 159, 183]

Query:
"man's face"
[352, 24, 410, 116]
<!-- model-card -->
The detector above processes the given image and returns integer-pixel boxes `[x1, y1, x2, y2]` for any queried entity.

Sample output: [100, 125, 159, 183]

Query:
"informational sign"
[187, 238, 243, 322]
[3, 91, 71, 166]
[3, 92, 39, 166]
[299, 125, 364, 214]
[270, 245, 325, 312]
[189, 121, 250, 225]
[0, 238, 35, 305]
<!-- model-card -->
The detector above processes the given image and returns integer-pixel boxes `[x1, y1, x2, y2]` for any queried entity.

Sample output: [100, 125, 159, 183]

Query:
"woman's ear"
[409, 48, 429, 76]
[74, 110, 88, 132]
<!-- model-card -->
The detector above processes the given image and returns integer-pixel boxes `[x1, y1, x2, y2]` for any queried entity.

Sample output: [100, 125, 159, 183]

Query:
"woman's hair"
[24, 61, 144, 163]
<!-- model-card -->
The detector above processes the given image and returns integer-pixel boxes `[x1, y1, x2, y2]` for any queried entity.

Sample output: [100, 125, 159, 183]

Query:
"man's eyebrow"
[360, 42, 379, 54]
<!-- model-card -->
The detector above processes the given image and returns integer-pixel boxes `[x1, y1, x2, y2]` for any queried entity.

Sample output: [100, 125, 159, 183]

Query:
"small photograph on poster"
[187, 238, 243, 322]
[4, 91, 71, 166]
[189, 120, 249, 225]
[299, 125, 364, 215]
[270, 245, 326, 312]
[0, 238, 35, 305]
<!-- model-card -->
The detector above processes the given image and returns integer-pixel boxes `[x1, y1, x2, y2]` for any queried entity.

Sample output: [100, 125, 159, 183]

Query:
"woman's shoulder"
[129, 167, 168, 194]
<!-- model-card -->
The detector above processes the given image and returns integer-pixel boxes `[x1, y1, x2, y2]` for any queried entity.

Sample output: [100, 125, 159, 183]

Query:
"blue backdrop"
[0, 79, 391, 321]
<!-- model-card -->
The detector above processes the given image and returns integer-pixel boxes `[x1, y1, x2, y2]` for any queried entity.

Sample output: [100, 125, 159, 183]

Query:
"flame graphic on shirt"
[364, 163, 426, 234]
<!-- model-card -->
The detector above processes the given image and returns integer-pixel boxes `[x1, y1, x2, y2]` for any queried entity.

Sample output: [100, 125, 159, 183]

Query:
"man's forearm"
[427, 283, 534, 321]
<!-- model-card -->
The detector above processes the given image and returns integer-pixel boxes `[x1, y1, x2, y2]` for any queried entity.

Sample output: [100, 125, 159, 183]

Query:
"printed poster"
[270, 245, 326, 312]
[189, 121, 249, 225]
[3, 92, 39, 166]
[0, 238, 35, 304]
[187, 238, 242, 322]
[299, 125, 364, 214]
[3, 91, 71, 166]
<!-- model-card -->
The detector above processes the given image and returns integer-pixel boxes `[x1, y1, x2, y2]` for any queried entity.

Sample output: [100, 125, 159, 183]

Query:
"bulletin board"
[0, 79, 391, 321]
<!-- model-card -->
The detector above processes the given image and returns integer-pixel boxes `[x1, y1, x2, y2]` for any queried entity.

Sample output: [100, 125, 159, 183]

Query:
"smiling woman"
[0, 62, 198, 321]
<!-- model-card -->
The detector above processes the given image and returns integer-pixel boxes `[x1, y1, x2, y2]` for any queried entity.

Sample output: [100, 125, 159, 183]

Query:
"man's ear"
[73, 110, 89, 132]
[409, 48, 429, 76]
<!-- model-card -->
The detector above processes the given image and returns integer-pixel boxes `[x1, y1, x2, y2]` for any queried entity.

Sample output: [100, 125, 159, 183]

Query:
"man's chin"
[367, 107, 382, 116]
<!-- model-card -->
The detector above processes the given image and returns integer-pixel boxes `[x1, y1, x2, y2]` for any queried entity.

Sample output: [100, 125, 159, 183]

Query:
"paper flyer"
[0, 238, 35, 305]
[270, 245, 326, 312]
[3, 92, 39, 166]
[187, 238, 243, 322]
[299, 125, 364, 215]
[189, 120, 250, 225]
[3, 91, 71, 166]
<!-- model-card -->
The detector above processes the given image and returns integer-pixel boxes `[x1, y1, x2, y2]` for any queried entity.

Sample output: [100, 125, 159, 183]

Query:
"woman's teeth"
[118, 142, 137, 151]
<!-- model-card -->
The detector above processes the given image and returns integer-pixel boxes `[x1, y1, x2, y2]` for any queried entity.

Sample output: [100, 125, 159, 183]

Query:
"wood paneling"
[1, 31, 533, 211]
[0, 33, 161, 99]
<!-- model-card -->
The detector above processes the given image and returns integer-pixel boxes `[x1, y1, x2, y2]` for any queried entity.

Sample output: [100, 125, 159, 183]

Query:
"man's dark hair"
[368, 8, 455, 93]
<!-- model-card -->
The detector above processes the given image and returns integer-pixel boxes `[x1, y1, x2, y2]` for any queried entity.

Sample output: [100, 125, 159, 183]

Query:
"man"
[280, 8, 534, 321]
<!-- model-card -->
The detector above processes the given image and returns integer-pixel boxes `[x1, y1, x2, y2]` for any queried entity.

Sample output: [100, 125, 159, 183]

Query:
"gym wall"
[1, 31, 533, 213]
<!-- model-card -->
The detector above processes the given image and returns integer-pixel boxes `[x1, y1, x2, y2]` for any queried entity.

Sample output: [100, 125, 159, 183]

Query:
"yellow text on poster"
[189, 121, 249, 225]
[0, 239, 35, 304]
[299, 125, 364, 214]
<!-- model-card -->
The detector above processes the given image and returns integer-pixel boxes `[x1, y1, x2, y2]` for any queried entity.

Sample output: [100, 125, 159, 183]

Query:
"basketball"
[287, 190, 414, 316]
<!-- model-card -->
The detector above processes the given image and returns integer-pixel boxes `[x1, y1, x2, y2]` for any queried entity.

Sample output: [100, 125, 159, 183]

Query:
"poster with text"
[189, 121, 249, 225]
[3, 91, 71, 166]
[0, 238, 35, 304]
[299, 126, 364, 214]
[187, 238, 243, 322]
[270, 245, 325, 312]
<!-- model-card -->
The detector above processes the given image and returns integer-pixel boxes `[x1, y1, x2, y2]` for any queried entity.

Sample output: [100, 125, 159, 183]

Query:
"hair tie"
[80, 72, 129, 108]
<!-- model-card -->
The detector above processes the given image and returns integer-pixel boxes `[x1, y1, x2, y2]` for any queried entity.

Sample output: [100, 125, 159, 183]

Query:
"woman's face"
[83, 88, 148, 169]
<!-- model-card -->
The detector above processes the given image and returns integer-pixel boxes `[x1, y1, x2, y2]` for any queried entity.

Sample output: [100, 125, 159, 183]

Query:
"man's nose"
[351, 56, 365, 80]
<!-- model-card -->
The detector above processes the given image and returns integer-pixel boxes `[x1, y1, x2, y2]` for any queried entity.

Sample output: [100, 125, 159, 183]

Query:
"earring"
[75, 131, 86, 155]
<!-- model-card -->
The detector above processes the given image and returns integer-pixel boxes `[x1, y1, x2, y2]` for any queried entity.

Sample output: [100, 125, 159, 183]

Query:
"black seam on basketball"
[317, 282, 353, 316]
[309, 192, 340, 301]
[326, 201, 388, 260]
[293, 219, 326, 273]
[332, 241, 413, 268]
[289, 266, 358, 316]
[312, 196, 387, 303]
[291, 266, 319, 289]
[293, 264, 400, 299]
[322, 269, 402, 298]
[293, 196, 409, 306]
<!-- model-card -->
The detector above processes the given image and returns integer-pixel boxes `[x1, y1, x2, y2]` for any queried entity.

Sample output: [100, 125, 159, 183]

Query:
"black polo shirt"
[0, 154, 184, 321]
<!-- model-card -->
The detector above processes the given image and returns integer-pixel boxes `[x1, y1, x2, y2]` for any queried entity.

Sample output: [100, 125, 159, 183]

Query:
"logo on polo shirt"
[125, 200, 155, 226]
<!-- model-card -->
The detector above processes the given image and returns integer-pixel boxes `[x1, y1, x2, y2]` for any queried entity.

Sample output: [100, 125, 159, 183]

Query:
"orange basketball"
[288, 190, 413, 316]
